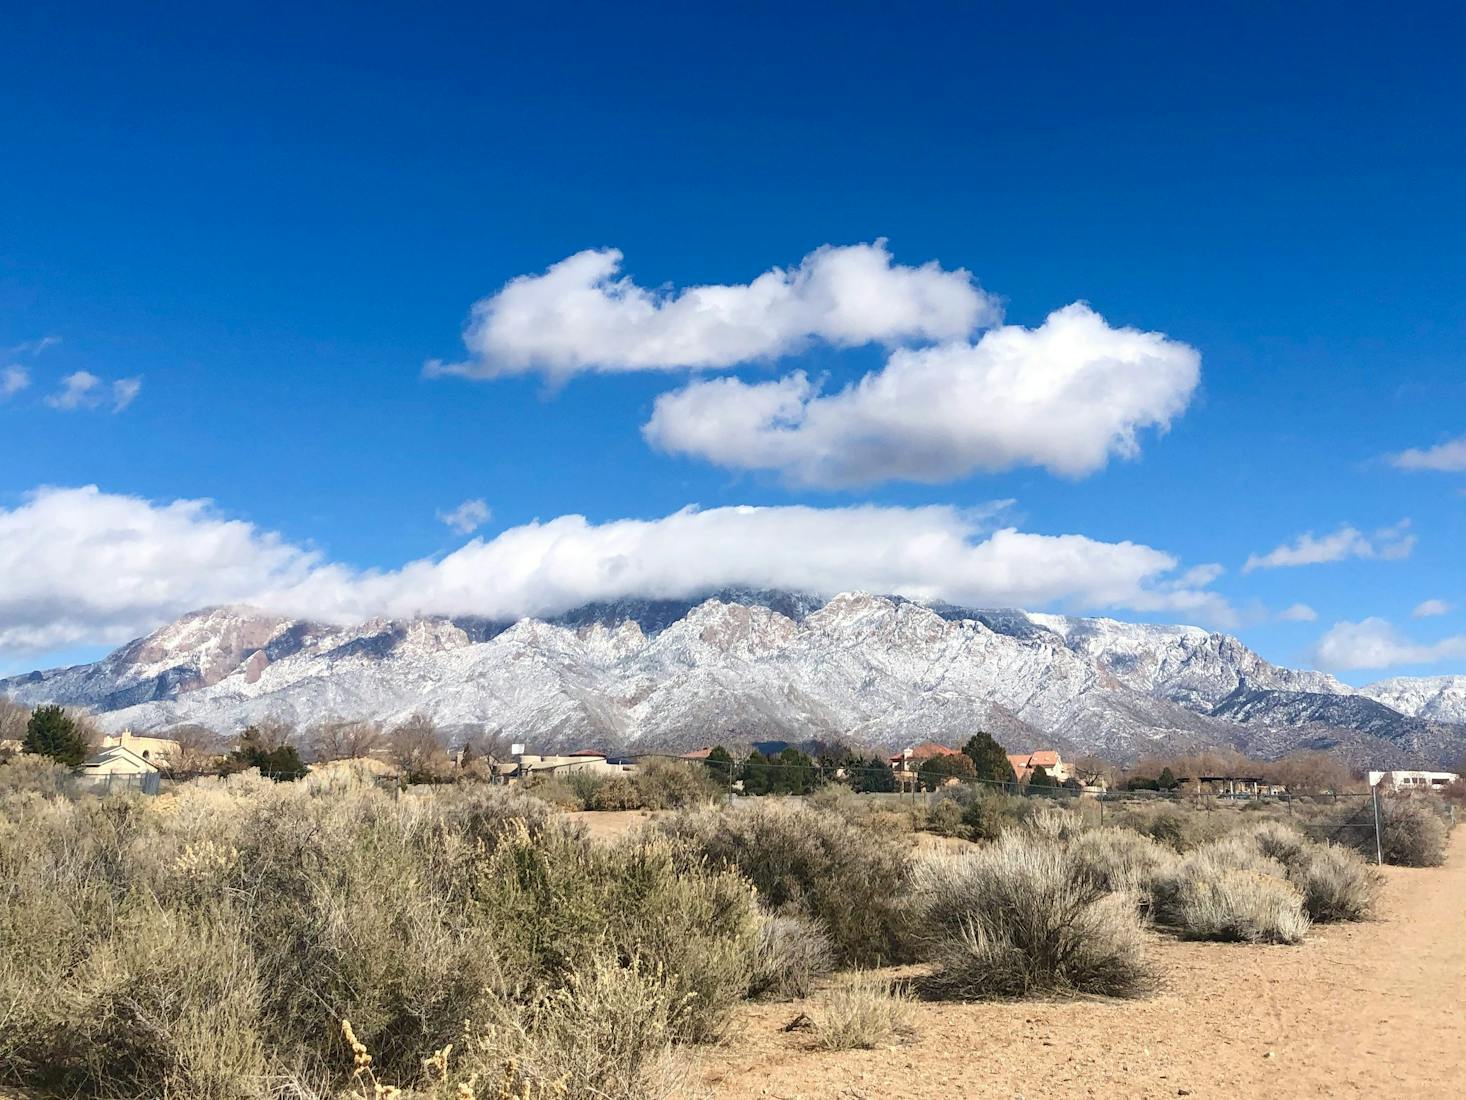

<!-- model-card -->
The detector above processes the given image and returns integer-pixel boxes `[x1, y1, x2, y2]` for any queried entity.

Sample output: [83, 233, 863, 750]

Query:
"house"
[1367, 770, 1459, 790]
[1008, 751, 1071, 784]
[508, 751, 634, 780]
[99, 729, 181, 766]
[75, 744, 162, 795]
[1176, 775, 1268, 797]
[889, 741, 964, 782]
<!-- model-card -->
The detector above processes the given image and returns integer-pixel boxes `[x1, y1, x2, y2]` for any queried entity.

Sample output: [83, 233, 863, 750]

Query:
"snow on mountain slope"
[3, 592, 1463, 766]
[1364, 676, 1466, 725]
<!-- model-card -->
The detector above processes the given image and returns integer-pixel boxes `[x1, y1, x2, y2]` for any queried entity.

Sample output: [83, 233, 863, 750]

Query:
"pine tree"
[1157, 766, 1178, 791]
[22, 705, 90, 767]
[961, 730, 1014, 787]
[918, 752, 976, 790]
[705, 745, 736, 784]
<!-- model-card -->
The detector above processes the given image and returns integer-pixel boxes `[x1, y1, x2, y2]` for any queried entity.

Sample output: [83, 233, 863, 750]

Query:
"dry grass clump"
[0, 778, 757, 1098]
[812, 975, 914, 1051]
[911, 833, 1155, 1000]
[657, 801, 913, 963]
[749, 912, 836, 1000]
[1379, 799, 1449, 867]
[1068, 826, 1177, 898]
[1150, 839, 1310, 944]
[1292, 843, 1383, 922]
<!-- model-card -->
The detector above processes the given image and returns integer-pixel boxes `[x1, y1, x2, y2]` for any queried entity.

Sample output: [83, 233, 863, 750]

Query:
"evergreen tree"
[230, 725, 308, 782]
[1027, 764, 1057, 789]
[741, 750, 774, 795]
[848, 753, 897, 793]
[704, 745, 736, 784]
[23, 705, 90, 767]
[918, 752, 976, 790]
[1157, 766, 1179, 791]
[774, 747, 818, 794]
[961, 730, 1014, 787]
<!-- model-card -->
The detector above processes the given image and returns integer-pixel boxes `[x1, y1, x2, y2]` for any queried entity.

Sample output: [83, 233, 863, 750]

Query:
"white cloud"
[0, 486, 1232, 659]
[47, 370, 102, 410]
[1413, 599, 1453, 619]
[112, 376, 143, 412]
[43, 370, 142, 412]
[428, 241, 999, 379]
[1312, 618, 1466, 672]
[1277, 603, 1318, 622]
[1243, 521, 1415, 573]
[1390, 435, 1466, 472]
[1, 366, 28, 400]
[5, 336, 61, 357]
[644, 303, 1201, 487]
[437, 498, 491, 534]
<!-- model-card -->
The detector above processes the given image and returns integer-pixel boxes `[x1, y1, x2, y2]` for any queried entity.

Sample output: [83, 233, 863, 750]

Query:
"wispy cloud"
[5, 336, 61, 358]
[0, 366, 29, 400]
[436, 498, 491, 534]
[1277, 602, 1318, 622]
[45, 370, 142, 412]
[1243, 520, 1415, 573]
[1389, 435, 1466, 473]
[1413, 598, 1453, 619]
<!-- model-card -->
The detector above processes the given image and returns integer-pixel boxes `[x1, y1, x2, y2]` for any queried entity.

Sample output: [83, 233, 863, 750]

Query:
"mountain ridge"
[2, 591, 1463, 768]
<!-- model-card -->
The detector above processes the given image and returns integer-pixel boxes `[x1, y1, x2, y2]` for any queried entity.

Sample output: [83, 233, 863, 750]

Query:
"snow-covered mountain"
[3, 591, 1464, 767]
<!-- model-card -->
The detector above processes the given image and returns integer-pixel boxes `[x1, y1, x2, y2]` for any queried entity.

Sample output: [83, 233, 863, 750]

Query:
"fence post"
[1371, 786, 1384, 866]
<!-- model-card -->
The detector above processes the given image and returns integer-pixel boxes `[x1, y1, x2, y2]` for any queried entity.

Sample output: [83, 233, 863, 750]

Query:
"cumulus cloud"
[437, 498, 491, 534]
[1413, 598, 1453, 619]
[1277, 603, 1318, 622]
[428, 241, 999, 379]
[1243, 521, 1415, 573]
[0, 486, 321, 656]
[0, 486, 1232, 660]
[1312, 618, 1466, 672]
[644, 303, 1201, 487]
[1, 366, 28, 400]
[1389, 435, 1466, 472]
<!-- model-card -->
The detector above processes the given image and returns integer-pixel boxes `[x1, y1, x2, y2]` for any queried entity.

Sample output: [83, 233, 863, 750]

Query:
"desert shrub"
[812, 975, 913, 1050]
[588, 774, 643, 810]
[0, 776, 756, 1098]
[1292, 843, 1382, 922]
[911, 834, 1155, 1000]
[565, 767, 605, 808]
[0, 752, 72, 796]
[960, 789, 1027, 841]
[1151, 840, 1310, 944]
[658, 801, 913, 962]
[634, 756, 725, 809]
[925, 797, 966, 837]
[1068, 827, 1176, 898]
[749, 912, 835, 999]
[1379, 799, 1449, 867]
[1022, 801, 1085, 841]
[1245, 820, 1312, 871]
[525, 775, 582, 809]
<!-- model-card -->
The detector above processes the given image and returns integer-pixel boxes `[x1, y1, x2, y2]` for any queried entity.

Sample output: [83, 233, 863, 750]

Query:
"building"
[1367, 770, 1459, 790]
[99, 729, 181, 767]
[1008, 751, 1071, 784]
[888, 740, 964, 781]
[508, 751, 635, 780]
[75, 744, 162, 795]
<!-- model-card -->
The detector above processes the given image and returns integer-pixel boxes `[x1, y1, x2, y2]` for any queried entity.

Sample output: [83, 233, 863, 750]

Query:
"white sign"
[511, 743, 526, 756]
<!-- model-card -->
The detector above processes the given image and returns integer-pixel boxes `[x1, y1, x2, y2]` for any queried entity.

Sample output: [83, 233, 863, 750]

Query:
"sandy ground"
[699, 845, 1466, 1099]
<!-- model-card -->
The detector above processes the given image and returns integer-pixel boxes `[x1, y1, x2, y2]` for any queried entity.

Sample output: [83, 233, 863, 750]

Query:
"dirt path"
[701, 845, 1466, 1099]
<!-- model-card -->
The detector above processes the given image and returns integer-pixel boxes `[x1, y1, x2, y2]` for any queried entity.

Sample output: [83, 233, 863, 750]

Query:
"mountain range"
[3, 590, 1465, 767]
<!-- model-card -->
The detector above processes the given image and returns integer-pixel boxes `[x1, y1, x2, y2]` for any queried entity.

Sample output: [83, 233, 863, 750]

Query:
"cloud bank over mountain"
[0, 485, 1230, 660]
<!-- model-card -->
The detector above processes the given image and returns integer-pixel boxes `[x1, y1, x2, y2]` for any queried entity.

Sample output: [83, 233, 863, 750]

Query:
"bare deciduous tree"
[388, 713, 451, 782]
[307, 718, 386, 762]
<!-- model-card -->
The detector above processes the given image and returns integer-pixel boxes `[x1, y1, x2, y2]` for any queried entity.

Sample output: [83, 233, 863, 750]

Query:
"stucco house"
[75, 744, 162, 794]
[1367, 769, 1459, 790]
[1008, 750, 1071, 784]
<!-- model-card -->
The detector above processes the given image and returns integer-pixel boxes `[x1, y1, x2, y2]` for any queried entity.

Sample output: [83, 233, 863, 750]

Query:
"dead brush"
[811, 974, 914, 1051]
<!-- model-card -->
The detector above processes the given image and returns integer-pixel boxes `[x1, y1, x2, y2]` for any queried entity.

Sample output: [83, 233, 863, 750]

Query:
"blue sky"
[2, 2, 1464, 680]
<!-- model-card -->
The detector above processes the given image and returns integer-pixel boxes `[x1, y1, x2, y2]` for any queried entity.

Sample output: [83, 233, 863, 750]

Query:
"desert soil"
[699, 844, 1466, 1099]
